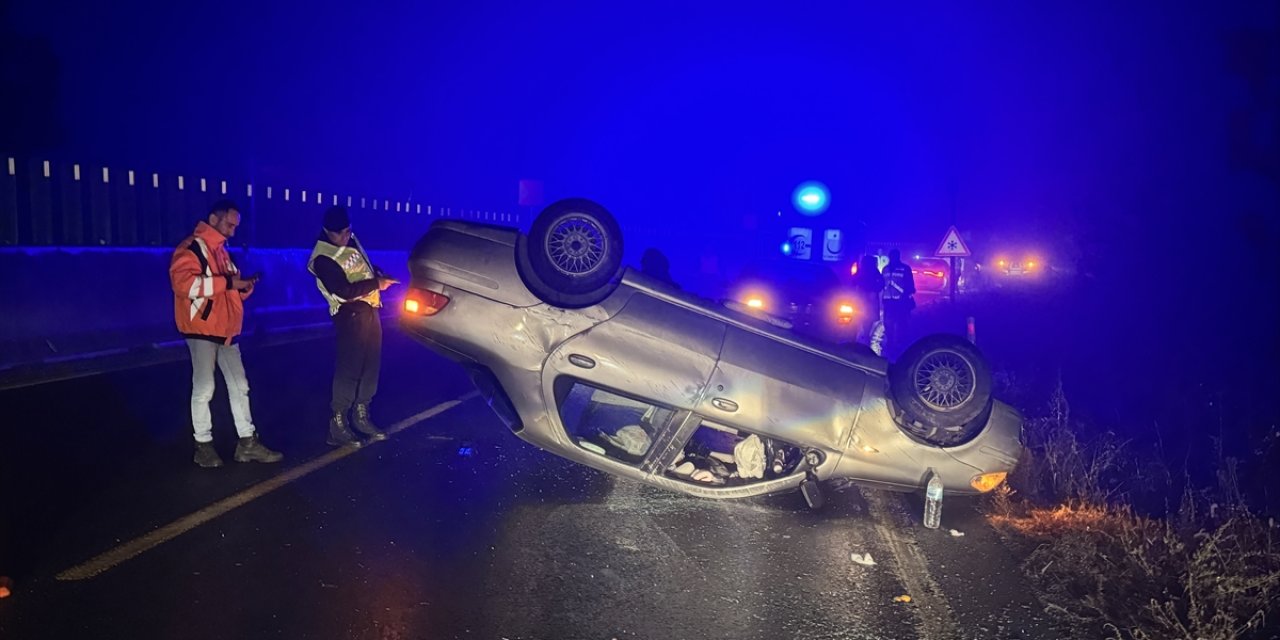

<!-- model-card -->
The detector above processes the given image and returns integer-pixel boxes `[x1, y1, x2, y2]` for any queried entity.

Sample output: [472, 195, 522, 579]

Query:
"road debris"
[850, 552, 877, 566]
[949, 529, 965, 537]
[893, 594, 912, 603]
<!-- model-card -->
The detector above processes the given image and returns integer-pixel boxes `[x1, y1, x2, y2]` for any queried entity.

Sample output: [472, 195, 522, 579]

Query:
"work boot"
[194, 441, 223, 468]
[352, 404, 388, 441]
[234, 433, 284, 463]
[326, 411, 362, 448]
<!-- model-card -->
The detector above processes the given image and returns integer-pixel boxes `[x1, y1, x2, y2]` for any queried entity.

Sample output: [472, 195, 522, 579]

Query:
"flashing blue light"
[781, 241, 793, 256]
[792, 181, 830, 216]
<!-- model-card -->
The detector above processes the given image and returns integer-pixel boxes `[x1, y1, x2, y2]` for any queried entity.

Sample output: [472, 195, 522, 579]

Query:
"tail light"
[970, 471, 1007, 493]
[403, 288, 450, 316]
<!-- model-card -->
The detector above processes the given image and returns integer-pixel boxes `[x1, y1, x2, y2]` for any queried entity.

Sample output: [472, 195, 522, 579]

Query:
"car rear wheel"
[888, 334, 993, 446]
[516, 198, 624, 308]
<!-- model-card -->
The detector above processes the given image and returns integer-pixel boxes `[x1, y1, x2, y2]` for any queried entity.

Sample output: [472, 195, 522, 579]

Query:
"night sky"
[4, 4, 1271, 221]
[3, 1, 1277, 313]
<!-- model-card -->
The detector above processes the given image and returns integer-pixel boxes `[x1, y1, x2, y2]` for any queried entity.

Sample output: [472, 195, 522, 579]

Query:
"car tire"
[516, 198, 624, 308]
[888, 334, 993, 446]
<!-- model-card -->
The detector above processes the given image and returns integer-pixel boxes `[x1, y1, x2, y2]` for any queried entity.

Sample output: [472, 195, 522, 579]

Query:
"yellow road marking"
[864, 488, 961, 640]
[57, 392, 478, 581]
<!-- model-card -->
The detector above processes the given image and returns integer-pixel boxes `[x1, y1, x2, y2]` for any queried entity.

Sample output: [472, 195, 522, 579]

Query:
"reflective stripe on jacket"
[882, 262, 916, 301]
[169, 221, 244, 344]
[308, 235, 382, 316]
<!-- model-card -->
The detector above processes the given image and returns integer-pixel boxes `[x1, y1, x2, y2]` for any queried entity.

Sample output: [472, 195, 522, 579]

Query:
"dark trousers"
[332, 302, 382, 413]
[883, 300, 912, 358]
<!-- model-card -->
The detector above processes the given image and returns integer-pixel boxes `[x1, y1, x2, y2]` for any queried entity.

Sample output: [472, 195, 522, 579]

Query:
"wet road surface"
[0, 325, 1074, 639]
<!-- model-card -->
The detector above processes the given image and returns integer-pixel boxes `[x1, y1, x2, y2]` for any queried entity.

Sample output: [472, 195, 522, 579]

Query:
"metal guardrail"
[0, 155, 520, 249]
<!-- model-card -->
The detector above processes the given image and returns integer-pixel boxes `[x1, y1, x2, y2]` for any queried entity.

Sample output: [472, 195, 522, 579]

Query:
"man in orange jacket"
[169, 199, 283, 468]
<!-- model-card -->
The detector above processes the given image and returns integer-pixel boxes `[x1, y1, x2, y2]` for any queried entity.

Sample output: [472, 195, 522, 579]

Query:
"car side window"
[665, 420, 803, 486]
[558, 381, 674, 465]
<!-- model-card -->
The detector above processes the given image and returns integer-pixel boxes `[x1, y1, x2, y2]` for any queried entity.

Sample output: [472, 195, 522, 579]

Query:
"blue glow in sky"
[793, 181, 830, 215]
[4, 0, 1277, 286]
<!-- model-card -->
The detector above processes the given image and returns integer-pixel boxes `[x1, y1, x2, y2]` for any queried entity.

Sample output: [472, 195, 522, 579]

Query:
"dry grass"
[991, 504, 1280, 640]
[1014, 379, 1130, 506]
[986, 379, 1280, 640]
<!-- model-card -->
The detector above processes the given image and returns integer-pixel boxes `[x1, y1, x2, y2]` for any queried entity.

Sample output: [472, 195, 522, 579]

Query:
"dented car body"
[400, 211, 1023, 503]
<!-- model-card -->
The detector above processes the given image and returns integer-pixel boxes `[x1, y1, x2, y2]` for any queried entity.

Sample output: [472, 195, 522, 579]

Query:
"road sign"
[822, 229, 842, 261]
[935, 225, 971, 257]
[788, 227, 813, 260]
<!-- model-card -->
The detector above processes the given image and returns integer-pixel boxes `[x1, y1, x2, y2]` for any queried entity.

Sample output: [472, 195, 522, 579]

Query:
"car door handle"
[711, 397, 738, 413]
[568, 354, 596, 369]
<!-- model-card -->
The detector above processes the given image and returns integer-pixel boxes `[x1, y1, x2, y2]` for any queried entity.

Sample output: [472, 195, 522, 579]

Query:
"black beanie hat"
[323, 205, 350, 232]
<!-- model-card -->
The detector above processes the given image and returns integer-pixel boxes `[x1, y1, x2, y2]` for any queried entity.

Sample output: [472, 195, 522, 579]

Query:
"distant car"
[400, 199, 1023, 508]
[906, 257, 951, 295]
[990, 253, 1045, 279]
[730, 259, 860, 343]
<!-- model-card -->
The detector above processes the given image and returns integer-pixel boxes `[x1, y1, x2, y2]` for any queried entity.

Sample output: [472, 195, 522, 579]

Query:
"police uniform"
[881, 255, 916, 357]
[309, 206, 388, 445]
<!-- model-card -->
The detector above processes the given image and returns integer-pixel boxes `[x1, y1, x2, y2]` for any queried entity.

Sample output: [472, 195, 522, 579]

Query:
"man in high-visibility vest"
[170, 199, 283, 467]
[309, 205, 397, 447]
[881, 248, 917, 358]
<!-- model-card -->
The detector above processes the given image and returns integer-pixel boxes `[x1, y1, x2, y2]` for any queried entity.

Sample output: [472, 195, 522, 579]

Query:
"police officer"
[640, 248, 680, 289]
[881, 249, 916, 358]
[308, 206, 397, 447]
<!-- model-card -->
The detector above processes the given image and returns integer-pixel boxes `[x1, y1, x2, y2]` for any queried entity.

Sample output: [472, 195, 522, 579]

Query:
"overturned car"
[400, 199, 1022, 507]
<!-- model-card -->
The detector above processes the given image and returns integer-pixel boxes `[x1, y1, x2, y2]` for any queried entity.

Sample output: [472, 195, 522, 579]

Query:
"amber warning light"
[403, 288, 450, 316]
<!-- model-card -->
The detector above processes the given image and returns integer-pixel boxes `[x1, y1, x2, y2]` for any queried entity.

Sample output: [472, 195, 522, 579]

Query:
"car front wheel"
[888, 334, 993, 446]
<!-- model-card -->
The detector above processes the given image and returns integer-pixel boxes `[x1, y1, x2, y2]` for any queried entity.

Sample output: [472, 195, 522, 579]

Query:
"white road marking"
[56, 392, 479, 581]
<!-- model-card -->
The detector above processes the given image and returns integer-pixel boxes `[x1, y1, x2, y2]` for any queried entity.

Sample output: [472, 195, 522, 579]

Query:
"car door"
[695, 326, 870, 457]
[543, 290, 727, 469]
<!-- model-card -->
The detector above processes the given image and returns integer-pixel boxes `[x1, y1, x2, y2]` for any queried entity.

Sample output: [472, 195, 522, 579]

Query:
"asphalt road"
[0, 324, 1075, 640]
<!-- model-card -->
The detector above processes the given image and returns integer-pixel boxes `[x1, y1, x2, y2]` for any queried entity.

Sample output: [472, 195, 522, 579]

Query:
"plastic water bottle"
[924, 470, 943, 529]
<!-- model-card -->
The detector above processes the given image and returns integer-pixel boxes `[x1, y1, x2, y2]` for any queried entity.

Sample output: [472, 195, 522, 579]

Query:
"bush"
[991, 504, 1280, 639]
[1011, 378, 1130, 506]
[987, 382, 1280, 640]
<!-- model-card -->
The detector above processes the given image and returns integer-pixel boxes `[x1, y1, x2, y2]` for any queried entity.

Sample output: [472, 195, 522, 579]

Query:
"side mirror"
[800, 472, 825, 510]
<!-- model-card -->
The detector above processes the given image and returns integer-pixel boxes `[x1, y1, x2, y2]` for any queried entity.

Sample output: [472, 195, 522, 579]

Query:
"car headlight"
[970, 471, 1007, 493]
[836, 303, 855, 323]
